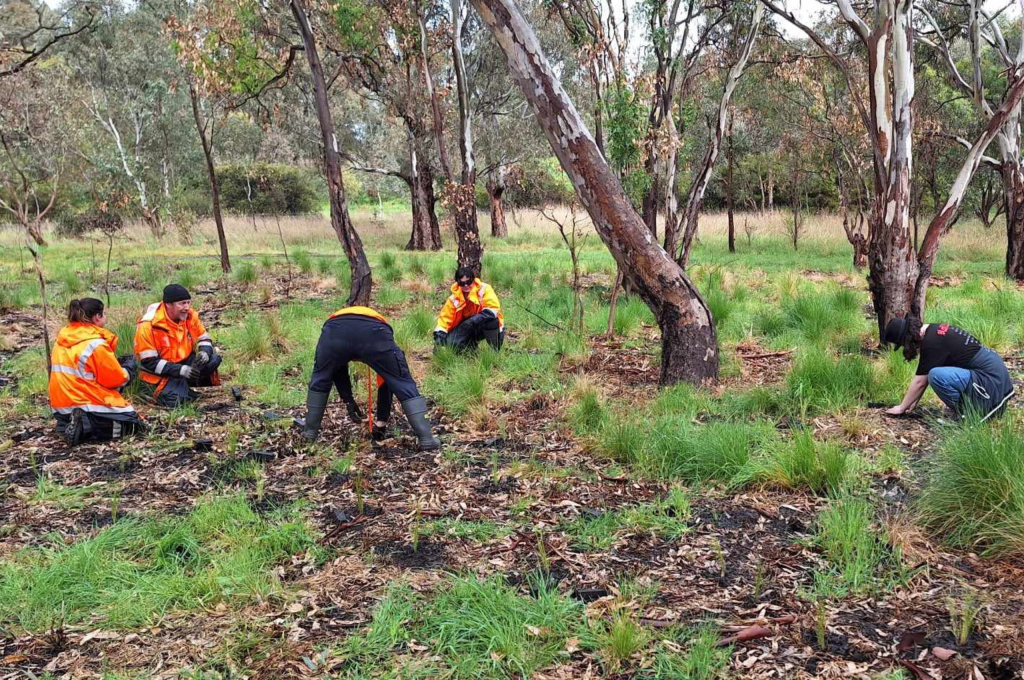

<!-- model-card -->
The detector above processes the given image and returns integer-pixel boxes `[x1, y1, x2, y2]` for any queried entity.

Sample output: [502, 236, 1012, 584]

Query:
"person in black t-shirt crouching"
[883, 317, 1014, 422]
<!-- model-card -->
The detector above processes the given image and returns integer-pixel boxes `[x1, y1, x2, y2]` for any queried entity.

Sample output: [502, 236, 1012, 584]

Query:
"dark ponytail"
[68, 298, 104, 323]
[903, 317, 923, 361]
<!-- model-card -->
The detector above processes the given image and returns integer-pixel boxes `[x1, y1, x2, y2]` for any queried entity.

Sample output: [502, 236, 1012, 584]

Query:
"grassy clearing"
[0, 495, 314, 631]
[917, 420, 1024, 557]
[564, 488, 691, 551]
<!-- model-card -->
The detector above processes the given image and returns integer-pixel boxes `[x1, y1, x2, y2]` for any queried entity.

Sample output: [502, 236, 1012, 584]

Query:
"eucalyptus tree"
[467, 0, 719, 385]
[764, 0, 1024, 333]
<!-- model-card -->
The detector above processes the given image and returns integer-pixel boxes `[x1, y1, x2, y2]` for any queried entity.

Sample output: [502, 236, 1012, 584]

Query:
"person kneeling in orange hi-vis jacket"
[294, 306, 440, 451]
[49, 298, 146, 446]
[134, 284, 222, 408]
[433, 266, 504, 353]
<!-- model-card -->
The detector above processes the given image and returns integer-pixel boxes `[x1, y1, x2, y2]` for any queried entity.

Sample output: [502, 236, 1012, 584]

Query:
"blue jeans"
[928, 367, 972, 412]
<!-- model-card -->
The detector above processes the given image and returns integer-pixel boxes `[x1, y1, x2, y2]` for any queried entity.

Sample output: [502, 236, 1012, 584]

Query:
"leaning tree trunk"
[468, 0, 718, 384]
[1002, 162, 1024, 280]
[487, 171, 508, 238]
[290, 0, 372, 305]
[189, 83, 231, 273]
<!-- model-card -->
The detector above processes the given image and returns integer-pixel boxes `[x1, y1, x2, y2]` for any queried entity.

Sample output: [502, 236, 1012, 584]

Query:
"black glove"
[195, 350, 211, 368]
[371, 423, 388, 441]
[433, 330, 448, 346]
[117, 355, 138, 383]
[345, 399, 364, 423]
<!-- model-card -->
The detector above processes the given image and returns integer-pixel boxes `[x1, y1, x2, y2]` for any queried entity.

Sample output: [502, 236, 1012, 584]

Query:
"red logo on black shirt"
[937, 324, 949, 335]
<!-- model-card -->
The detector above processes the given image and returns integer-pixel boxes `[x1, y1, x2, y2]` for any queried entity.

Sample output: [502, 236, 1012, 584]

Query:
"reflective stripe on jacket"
[435, 279, 503, 333]
[49, 322, 134, 415]
[134, 302, 212, 395]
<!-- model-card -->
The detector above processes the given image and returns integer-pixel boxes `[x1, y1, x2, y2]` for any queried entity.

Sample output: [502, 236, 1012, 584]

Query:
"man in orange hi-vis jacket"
[50, 297, 145, 446]
[134, 284, 222, 407]
[433, 266, 505, 352]
[294, 305, 440, 450]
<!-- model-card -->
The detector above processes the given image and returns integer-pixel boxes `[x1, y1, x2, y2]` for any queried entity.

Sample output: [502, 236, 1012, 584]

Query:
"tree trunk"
[405, 141, 442, 251]
[487, 172, 508, 238]
[673, 3, 762, 267]
[468, 0, 718, 385]
[189, 83, 231, 274]
[641, 152, 659, 239]
[1003, 164, 1024, 279]
[452, 0, 483, 275]
[290, 0, 371, 305]
[726, 113, 735, 254]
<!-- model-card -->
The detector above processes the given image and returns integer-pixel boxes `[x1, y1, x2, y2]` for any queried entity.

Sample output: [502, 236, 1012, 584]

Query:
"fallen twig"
[717, 624, 773, 647]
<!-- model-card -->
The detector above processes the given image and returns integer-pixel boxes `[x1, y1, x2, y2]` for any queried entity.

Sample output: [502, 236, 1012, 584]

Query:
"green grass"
[233, 261, 257, 286]
[339, 575, 584, 678]
[652, 623, 732, 679]
[812, 496, 904, 595]
[564, 489, 691, 551]
[737, 429, 856, 496]
[917, 420, 1024, 557]
[0, 494, 315, 631]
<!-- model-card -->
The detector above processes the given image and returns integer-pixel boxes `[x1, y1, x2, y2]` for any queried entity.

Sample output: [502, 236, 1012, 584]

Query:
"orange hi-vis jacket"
[135, 302, 214, 396]
[327, 306, 388, 387]
[328, 306, 389, 325]
[434, 278, 503, 333]
[49, 323, 134, 416]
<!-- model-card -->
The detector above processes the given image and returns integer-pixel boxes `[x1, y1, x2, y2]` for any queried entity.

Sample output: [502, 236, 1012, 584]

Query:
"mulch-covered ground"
[2, 293, 1024, 679]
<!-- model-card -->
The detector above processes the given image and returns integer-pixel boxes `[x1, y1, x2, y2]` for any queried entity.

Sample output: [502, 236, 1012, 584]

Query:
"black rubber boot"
[400, 396, 441, 451]
[294, 390, 330, 441]
[63, 408, 87, 447]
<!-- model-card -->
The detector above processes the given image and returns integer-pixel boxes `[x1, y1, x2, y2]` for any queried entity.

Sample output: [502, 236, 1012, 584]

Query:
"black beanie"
[883, 317, 908, 348]
[163, 284, 191, 304]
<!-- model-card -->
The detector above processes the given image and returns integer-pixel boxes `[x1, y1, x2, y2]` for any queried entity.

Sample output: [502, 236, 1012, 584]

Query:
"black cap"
[163, 284, 191, 304]
[883, 317, 908, 348]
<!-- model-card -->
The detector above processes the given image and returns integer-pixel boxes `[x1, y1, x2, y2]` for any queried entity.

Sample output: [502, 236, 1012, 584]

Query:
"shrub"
[234, 262, 257, 286]
[785, 348, 875, 415]
[917, 421, 1024, 557]
[214, 163, 324, 215]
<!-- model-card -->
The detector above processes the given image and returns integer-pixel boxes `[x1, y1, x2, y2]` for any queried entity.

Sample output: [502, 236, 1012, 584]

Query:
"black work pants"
[444, 313, 503, 351]
[308, 316, 419, 422]
[55, 410, 145, 444]
[142, 350, 223, 408]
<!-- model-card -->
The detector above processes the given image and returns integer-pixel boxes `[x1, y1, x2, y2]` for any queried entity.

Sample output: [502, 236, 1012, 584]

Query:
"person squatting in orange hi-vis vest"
[49, 298, 146, 446]
[134, 284, 222, 408]
[433, 266, 504, 353]
[294, 306, 441, 451]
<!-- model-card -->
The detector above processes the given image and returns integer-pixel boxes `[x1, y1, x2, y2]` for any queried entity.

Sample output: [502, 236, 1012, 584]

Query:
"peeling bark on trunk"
[290, 0, 371, 305]
[487, 172, 508, 238]
[189, 83, 231, 274]
[469, 0, 718, 385]
[1004, 166, 1024, 279]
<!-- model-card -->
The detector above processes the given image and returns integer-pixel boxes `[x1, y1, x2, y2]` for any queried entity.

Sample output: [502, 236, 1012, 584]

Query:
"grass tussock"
[0, 495, 314, 631]
[812, 496, 905, 595]
[917, 421, 1024, 558]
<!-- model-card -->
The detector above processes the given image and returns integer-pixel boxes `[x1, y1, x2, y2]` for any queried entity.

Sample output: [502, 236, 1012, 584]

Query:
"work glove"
[345, 398, 364, 423]
[195, 350, 211, 368]
[433, 330, 448, 346]
[371, 422, 388, 441]
[178, 365, 194, 380]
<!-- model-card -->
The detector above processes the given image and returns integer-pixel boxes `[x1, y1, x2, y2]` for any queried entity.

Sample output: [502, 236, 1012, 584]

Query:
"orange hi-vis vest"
[135, 302, 213, 396]
[327, 306, 388, 387]
[328, 306, 389, 325]
[49, 323, 134, 416]
[435, 278, 503, 333]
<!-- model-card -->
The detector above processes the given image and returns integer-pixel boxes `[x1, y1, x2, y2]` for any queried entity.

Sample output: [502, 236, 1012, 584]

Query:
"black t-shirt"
[916, 324, 982, 376]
